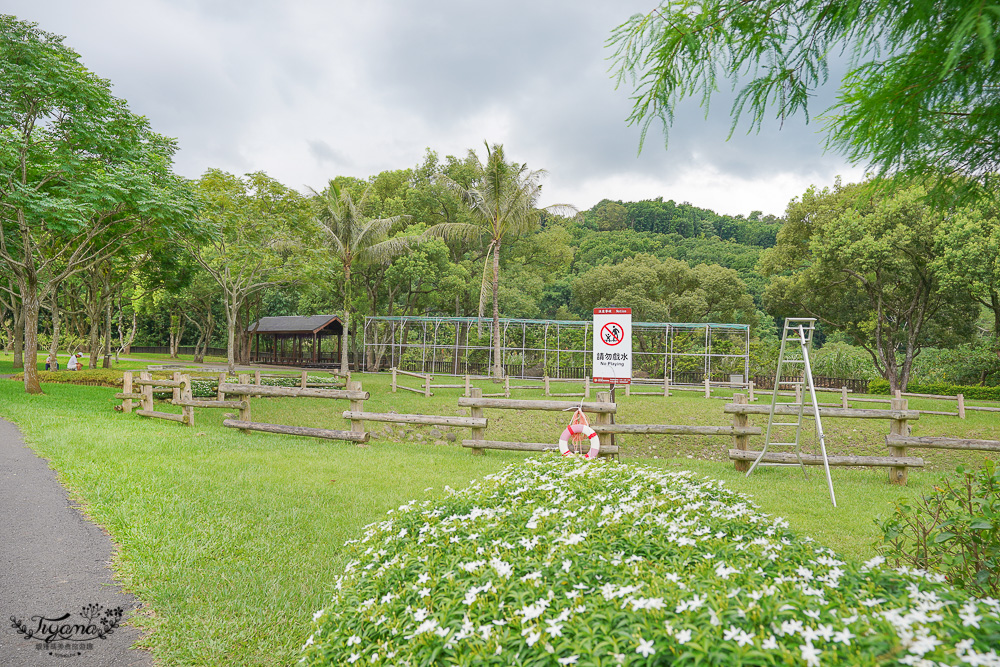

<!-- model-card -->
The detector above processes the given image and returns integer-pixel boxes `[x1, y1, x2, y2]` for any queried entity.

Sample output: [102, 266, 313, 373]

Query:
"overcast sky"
[7, 1, 863, 216]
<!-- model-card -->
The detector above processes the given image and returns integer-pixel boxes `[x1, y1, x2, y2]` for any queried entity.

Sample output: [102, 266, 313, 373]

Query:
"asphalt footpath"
[0, 419, 151, 667]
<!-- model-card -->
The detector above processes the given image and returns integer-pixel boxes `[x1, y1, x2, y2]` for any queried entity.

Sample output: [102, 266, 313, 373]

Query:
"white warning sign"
[592, 307, 631, 384]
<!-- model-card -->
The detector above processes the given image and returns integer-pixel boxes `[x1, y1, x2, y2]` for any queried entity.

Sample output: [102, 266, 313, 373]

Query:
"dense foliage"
[300, 456, 1000, 666]
[877, 461, 1000, 598]
[609, 0, 1000, 189]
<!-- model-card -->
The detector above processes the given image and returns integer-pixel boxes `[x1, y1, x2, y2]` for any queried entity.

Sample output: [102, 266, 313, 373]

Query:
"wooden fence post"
[625, 383, 630, 397]
[182, 374, 194, 427]
[122, 371, 133, 414]
[469, 387, 485, 456]
[705, 377, 711, 399]
[424, 373, 431, 399]
[733, 393, 750, 472]
[665, 377, 671, 398]
[595, 391, 613, 457]
[958, 394, 966, 419]
[465, 375, 471, 398]
[544, 375, 550, 396]
[889, 397, 909, 485]
[795, 383, 802, 405]
[172, 371, 182, 404]
[301, 370, 308, 389]
[391, 367, 397, 393]
[217, 372, 226, 402]
[139, 371, 154, 412]
[584, 377, 590, 399]
[348, 380, 366, 443]
[504, 376, 510, 398]
[747, 380, 753, 402]
[841, 386, 849, 409]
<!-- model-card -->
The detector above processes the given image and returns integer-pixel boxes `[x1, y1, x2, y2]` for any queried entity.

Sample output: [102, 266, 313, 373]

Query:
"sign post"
[592, 307, 632, 385]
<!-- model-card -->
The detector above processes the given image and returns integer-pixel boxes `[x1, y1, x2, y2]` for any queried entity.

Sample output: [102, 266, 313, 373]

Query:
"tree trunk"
[12, 297, 24, 370]
[341, 264, 351, 374]
[491, 239, 502, 379]
[48, 289, 61, 364]
[225, 297, 237, 375]
[21, 275, 42, 394]
[103, 297, 113, 368]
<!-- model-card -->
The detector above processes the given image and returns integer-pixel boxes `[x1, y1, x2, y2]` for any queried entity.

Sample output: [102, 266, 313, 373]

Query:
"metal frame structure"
[361, 316, 749, 381]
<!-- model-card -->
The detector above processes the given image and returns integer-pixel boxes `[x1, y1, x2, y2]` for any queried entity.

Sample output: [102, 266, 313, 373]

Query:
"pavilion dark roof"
[248, 315, 342, 334]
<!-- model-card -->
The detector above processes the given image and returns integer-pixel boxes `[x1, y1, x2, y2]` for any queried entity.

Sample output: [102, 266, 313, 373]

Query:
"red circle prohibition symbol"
[601, 322, 624, 345]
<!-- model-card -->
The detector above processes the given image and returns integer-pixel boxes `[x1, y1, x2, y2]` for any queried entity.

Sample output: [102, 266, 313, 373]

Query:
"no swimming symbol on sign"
[593, 307, 631, 384]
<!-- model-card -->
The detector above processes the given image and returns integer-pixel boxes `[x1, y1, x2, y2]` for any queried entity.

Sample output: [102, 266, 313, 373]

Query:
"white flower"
[832, 629, 854, 645]
[347, 653, 361, 664]
[800, 641, 821, 667]
[761, 636, 778, 650]
[715, 562, 739, 579]
[960, 602, 983, 629]
[490, 558, 513, 579]
[524, 630, 541, 646]
[312, 609, 325, 622]
[636, 638, 656, 657]
[347, 635, 361, 646]
[418, 587, 430, 598]
[557, 656, 579, 665]
[675, 629, 692, 644]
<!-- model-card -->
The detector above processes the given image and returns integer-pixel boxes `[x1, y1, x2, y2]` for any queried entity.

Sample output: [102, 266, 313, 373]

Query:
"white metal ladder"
[747, 318, 836, 507]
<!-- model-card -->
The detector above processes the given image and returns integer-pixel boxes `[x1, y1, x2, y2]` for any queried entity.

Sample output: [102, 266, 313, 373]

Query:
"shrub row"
[300, 456, 1000, 666]
[869, 379, 1000, 401]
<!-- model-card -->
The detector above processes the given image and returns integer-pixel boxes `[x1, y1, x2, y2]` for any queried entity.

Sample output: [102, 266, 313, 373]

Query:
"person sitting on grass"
[45, 354, 59, 371]
[67, 353, 81, 371]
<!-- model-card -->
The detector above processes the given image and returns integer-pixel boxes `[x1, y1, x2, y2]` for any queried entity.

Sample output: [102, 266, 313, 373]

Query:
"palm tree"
[425, 143, 569, 379]
[313, 181, 412, 373]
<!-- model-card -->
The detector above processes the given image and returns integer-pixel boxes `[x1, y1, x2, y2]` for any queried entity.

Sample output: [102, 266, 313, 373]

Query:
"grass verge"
[0, 372, 996, 664]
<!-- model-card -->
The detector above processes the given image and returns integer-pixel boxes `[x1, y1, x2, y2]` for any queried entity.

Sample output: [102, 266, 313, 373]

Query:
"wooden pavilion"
[248, 315, 344, 367]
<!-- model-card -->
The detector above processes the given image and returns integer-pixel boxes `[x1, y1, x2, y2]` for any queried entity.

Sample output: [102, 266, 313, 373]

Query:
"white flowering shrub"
[300, 456, 1000, 666]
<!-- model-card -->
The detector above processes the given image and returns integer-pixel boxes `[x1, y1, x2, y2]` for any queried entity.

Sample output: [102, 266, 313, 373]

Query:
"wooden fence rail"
[726, 394, 924, 485]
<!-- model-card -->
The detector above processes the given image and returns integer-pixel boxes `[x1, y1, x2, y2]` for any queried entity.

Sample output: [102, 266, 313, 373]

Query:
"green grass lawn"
[0, 373, 996, 664]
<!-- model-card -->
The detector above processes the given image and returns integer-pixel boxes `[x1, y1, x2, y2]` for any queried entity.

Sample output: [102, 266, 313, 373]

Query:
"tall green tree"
[312, 180, 412, 373]
[610, 0, 1000, 188]
[760, 181, 979, 391]
[0, 16, 194, 393]
[182, 170, 312, 374]
[425, 143, 568, 378]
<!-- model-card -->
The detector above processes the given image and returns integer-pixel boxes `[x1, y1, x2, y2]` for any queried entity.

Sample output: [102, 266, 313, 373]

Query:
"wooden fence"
[220, 380, 369, 443]
[725, 395, 924, 484]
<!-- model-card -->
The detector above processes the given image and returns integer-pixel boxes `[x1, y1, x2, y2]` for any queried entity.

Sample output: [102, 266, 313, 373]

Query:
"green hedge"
[869, 379, 1000, 401]
[300, 456, 1000, 666]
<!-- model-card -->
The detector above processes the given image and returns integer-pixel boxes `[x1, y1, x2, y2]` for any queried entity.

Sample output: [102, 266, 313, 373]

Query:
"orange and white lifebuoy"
[558, 423, 601, 459]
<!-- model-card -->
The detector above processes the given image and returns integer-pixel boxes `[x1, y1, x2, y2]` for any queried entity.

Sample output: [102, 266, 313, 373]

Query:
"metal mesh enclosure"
[362, 316, 749, 383]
